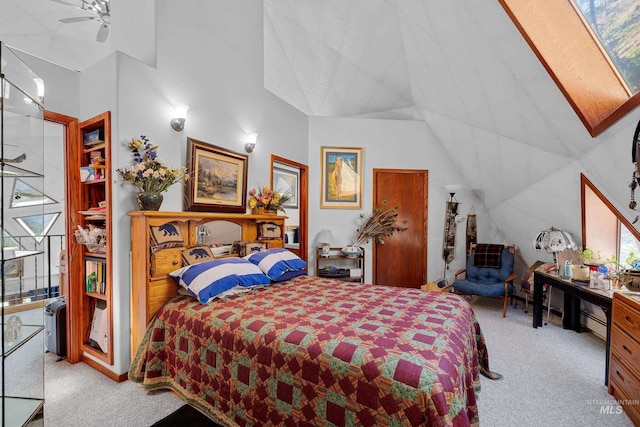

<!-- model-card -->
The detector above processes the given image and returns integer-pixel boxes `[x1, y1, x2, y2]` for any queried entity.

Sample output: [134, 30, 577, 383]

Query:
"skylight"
[572, 0, 640, 94]
[499, 0, 640, 136]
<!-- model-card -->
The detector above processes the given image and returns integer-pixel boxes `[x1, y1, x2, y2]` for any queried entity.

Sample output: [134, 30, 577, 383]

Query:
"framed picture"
[320, 146, 363, 209]
[272, 167, 299, 209]
[185, 138, 248, 212]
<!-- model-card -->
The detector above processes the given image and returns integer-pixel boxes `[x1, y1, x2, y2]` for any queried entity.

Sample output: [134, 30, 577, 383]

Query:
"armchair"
[452, 243, 516, 317]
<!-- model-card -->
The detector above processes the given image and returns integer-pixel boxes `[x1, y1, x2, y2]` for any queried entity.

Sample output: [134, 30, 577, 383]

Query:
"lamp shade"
[532, 226, 578, 253]
[317, 229, 334, 245]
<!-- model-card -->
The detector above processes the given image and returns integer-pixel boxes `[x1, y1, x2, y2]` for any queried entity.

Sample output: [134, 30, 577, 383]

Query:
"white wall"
[308, 116, 496, 283]
[105, 1, 308, 374]
[308, 110, 639, 294]
[15, 0, 636, 372]
[14, 52, 80, 117]
[15, 1, 309, 376]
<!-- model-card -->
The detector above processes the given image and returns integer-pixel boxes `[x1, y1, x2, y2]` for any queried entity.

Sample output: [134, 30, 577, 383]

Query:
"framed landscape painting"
[185, 138, 248, 212]
[320, 146, 363, 209]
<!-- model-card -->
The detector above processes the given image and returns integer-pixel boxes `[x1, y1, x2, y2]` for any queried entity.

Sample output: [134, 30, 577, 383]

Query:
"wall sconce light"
[244, 133, 258, 153]
[33, 78, 45, 103]
[170, 103, 189, 132]
[444, 184, 463, 202]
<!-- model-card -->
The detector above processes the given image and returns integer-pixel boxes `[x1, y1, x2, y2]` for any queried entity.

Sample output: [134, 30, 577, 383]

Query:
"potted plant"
[568, 247, 595, 280]
[248, 186, 292, 214]
[578, 247, 602, 266]
[117, 135, 189, 210]
[622, 251, 640, 290]
[605, 255, 626, 290]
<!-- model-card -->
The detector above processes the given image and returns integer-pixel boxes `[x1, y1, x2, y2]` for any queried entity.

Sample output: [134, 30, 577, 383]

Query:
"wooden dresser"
[609, 292, 640, 425]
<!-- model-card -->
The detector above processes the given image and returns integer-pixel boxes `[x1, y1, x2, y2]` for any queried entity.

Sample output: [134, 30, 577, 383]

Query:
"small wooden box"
[234, 241, 267, 257]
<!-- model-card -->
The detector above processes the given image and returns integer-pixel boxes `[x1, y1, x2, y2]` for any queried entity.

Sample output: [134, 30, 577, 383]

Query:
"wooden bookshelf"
[69, 111, 113, 367]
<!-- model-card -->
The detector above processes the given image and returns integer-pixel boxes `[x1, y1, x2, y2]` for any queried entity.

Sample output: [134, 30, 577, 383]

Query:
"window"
[581, 173, 640, 267]
[572, 0, 640, 94]
[499, 0, 640, 137]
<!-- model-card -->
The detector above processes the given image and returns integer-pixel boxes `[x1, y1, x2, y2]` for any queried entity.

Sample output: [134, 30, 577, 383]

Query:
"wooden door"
[45, 111, 82, 363]
[373, 169, 428, 287]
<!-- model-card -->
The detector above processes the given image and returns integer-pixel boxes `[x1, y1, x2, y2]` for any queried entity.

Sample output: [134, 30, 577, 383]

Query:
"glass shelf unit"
[1, 41, 46, 426]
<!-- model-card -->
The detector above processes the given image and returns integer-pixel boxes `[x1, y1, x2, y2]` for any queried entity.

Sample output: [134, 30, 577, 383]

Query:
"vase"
[252, 207, 265, 215]
[137, 192, 163, 211]
[265, 209, 277, 216]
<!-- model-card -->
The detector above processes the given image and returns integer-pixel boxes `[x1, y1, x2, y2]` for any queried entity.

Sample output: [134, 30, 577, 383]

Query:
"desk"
[533, 271, 614, 385]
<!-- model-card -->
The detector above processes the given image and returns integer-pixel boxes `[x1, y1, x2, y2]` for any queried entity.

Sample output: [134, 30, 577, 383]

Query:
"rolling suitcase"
[45, 298, 67, 357]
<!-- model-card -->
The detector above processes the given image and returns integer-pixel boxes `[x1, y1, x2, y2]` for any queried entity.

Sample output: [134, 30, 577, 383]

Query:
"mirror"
[196, 220, 242, 256]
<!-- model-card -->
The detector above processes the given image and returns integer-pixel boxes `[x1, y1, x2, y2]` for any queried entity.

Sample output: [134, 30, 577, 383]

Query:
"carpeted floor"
[42, 295, 635, 426]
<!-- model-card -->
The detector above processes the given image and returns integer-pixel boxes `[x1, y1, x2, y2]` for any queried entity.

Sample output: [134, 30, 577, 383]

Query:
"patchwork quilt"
[129, 276, 491, 426]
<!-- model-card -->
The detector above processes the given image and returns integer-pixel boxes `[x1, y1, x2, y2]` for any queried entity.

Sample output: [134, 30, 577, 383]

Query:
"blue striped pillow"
[169, 258, 269, 304]
[244, 248, 307, 281]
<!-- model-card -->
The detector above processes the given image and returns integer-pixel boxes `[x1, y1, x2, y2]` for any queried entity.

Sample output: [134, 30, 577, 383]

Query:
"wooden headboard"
[129, 211, 286, 360]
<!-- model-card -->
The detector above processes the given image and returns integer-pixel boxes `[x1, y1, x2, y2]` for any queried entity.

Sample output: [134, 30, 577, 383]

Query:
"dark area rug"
[151, 404, 224, 427]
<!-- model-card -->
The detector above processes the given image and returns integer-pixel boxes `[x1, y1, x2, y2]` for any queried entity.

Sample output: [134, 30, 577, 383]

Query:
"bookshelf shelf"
[82, 178, 107, 185]
[316, 247, 365, 283]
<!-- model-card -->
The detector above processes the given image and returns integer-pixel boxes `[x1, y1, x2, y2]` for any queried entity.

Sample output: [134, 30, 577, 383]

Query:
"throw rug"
[151, 404, 223, 427]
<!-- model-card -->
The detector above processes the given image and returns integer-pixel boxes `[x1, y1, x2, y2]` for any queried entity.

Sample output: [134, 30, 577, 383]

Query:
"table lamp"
[317, 229, 334, 257]
[532, 226, 578, 272]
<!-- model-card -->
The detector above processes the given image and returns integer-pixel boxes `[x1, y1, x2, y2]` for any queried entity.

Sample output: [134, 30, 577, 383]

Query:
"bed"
[128, 212, 494, 427]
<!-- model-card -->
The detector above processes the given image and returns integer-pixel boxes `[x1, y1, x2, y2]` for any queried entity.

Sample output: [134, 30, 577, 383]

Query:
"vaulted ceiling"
[0, 0, 111, 72]
[3, 0, 638, 265]
[263, 0, 595, 152]
[0, 0, 611, 211]
[0, 1, 594, 146]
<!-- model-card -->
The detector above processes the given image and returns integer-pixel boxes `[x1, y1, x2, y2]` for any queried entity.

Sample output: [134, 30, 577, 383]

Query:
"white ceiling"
[0, 0, 607, 208]
[0, 0, 595, 133]
[0, 0, 620, 154]
[3, 0, 638, 267]
[263, 0, 593, 151]
[0, 0, 111, 72]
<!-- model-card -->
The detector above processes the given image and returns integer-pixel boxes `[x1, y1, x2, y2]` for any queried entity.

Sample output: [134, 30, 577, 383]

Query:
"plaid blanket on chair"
[473, 244, 504, 268]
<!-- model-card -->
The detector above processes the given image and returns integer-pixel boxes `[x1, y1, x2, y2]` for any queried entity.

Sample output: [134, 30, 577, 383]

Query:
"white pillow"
[244, 248, 307, 281]
[170, 258, 269, 304]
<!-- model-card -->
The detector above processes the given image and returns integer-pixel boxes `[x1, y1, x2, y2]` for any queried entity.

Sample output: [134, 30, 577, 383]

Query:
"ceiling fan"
[51, 0, 111, 43]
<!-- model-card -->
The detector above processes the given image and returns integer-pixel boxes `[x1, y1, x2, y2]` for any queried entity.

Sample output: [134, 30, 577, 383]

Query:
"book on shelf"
[83, 129, 104, 146]
[80, 167, 95, 182]
[79, 205, 107, 219]
[79, 211, 106, 221]
[86, 260, 97, 293]
[86, 259, 107, 294]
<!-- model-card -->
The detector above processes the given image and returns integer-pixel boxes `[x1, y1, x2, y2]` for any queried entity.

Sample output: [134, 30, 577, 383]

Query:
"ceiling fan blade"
[50, 0, 91, 13]
[60, 16, 96, 23]
[96, 23, 109, 42]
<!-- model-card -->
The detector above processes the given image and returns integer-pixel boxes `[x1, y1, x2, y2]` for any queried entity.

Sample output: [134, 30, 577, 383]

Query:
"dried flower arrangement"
[351, 205, 408, 247]
[117, 135, 188, 193]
